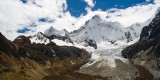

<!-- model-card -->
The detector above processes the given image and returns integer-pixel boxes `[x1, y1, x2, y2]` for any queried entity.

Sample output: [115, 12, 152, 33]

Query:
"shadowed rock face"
[122, 11, 160, 58]
[121, 10, 160, 79]
[85, 39, 97, 49]
[0, 33, 18, 57]
[0, 33, 94, 80]
[13, 35, 31, 46]
[140, 10, 160, 40]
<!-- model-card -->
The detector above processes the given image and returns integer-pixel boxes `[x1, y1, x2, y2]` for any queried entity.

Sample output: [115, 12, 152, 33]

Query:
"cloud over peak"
[0, 0, 159, 40]
[84, 0, 95, 7]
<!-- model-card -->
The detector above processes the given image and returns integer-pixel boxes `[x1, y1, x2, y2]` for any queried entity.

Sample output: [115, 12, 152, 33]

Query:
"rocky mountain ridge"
[35, 14, 151, 49]
[121, 9, 160, 79]
[1, 32, 107, 80]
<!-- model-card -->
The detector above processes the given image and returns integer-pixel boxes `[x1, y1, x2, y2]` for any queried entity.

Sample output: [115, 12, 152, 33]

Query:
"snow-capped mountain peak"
[84, 15, 102, 27]
[44, 26, 66, 37]
[30, 32, 50, 44]
[30, 11, 156, 49]
[69, 15, 126, 45]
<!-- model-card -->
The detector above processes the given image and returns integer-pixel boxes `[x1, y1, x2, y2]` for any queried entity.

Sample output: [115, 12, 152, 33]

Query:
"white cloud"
[84, 0, 95, 7]
[0, 0, 159, 40]
[0, 0, 77, 40]
[78, 4, 159, 28]
[105, 4, 159, 27]
[154, 0, 160, 4]
[146, 0, 151, 2]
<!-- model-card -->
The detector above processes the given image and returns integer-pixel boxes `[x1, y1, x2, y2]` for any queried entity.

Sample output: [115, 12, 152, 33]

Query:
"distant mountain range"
[29, 13, 152, 49]
[0, 6, 160, 80]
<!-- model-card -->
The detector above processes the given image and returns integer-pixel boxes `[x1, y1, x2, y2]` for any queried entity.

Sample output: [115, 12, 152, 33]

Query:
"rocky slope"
[0, 32, 110, 80]
[77, 47, 155, 80]
[122, 9, 160, 79]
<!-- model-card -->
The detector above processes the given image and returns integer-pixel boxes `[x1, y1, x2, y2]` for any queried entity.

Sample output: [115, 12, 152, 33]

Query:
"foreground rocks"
[79, 59, 136, 80]
[0, 32, 109, 80]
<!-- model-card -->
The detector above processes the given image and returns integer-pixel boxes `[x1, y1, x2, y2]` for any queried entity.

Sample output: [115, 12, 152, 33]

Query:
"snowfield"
[80, 38, 138, 68]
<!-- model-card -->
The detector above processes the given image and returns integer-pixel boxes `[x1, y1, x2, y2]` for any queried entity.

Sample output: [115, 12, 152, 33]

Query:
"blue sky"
[0, 0, 159, 40]
[67, 0, 154, 17]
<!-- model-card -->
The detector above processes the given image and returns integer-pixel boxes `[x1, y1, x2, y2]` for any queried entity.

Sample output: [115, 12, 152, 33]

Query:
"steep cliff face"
[0, 32, 93, 80]
[121, 10, 160, 79]
[13, 35, 31, 46]
[0, 33, 18, 57]
[122, 10, 160, 58]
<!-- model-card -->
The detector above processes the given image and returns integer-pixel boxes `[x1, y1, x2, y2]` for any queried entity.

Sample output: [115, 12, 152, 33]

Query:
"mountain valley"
[0, 5, 160, 80]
